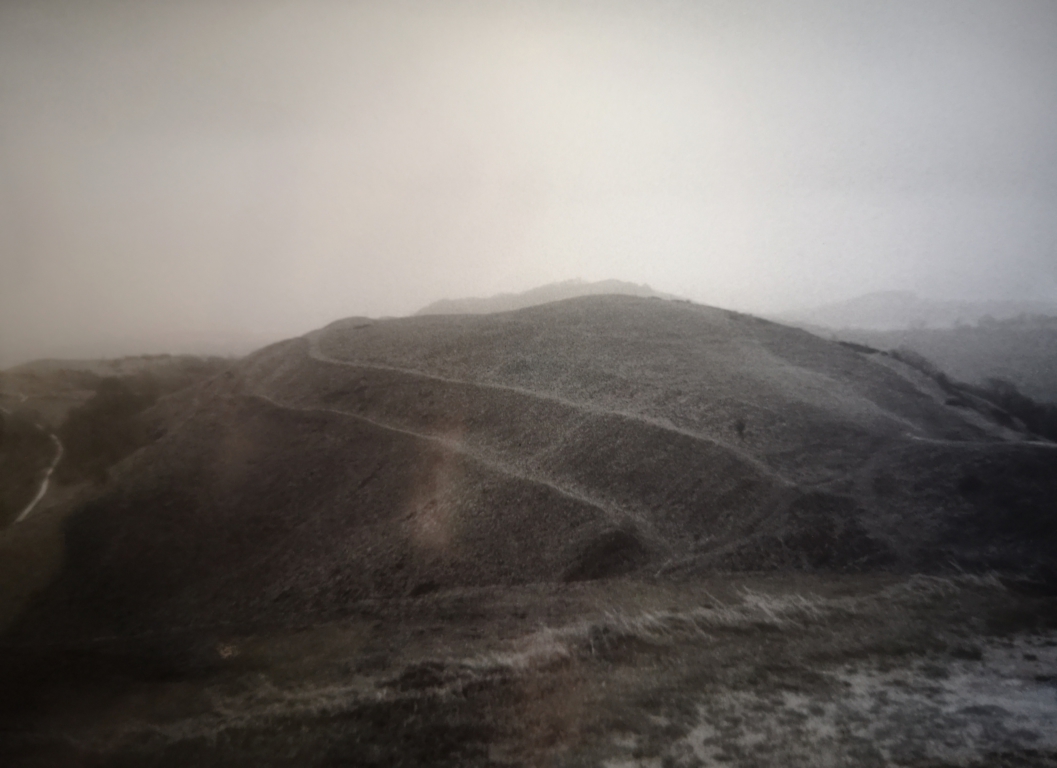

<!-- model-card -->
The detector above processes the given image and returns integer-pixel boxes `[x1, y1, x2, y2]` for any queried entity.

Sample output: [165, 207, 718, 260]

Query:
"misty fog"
[3, 0, 1056, 366]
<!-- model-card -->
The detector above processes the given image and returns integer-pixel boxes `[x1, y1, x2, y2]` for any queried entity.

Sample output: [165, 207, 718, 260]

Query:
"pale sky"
[2, 0, 1056, 365]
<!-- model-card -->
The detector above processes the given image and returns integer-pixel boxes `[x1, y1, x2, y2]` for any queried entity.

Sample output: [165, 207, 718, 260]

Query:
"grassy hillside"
[11, 296, 1056, 644]
[4, 574, 1056, 767]
[4, 297, 1057, 767]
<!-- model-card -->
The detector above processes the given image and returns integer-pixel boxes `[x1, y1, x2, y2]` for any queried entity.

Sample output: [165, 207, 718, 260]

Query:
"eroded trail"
[305, 331, 781, 478]
[14, 429, 63, 523]
[1, 396, 65, 524]
[248, 393, 659, 542]
[905, 433, 1057, 448]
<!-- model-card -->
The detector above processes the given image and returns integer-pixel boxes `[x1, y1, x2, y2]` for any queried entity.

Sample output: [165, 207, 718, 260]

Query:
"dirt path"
[2, 393, 65, 524]
[905, 433, 1057, 448]
[305, 332, 781, 478]
[248, 393, 660, 542]
[14, 428, 63, 524]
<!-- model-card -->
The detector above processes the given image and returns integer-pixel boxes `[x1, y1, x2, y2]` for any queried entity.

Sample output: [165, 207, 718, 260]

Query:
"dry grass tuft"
[470, 588, 852, 671]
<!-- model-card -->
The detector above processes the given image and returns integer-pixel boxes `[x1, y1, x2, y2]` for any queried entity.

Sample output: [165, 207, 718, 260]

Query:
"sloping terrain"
[11, 296, 1057, 642]
[0, 354, 234, 530]
[1, 354, 231, 429]
[835, 315, 1057, 404]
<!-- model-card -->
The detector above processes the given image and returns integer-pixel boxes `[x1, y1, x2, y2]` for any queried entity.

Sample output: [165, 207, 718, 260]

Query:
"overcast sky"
[2, 0, 1056, 364]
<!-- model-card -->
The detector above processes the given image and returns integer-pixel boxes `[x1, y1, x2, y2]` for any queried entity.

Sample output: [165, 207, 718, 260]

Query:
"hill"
[11, 296, 1056, 643]
[0, 354, 232, 528]
[832, 314, 1057, 405]
[414, 278, 680, 315]
[775, 290, 1057, 331]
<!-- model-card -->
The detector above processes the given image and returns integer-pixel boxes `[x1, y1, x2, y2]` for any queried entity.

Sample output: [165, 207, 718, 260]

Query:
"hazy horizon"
[4, 0, 1057, 367]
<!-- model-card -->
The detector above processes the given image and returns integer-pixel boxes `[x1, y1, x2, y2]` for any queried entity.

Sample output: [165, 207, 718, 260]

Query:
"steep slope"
[14, 296, 1057, 639]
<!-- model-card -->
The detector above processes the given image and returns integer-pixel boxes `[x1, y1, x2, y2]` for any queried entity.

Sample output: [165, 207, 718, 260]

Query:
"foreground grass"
[1, 573, 1055, 767]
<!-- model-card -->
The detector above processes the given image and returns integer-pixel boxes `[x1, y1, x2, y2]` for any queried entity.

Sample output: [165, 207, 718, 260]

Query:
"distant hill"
[834, 315, 1057, 404]
[12, 295, 1057, 642]
[0, 354, 233, 527]
[415, 279, 681, 315]
[0, 354, 232, 429]
[775, 291, 1057, 331]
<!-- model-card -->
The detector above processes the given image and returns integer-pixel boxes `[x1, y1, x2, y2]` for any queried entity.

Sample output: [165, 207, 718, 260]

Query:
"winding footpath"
[248, 392, 657, 539]
[1, 396, 65, 524]
[304, 331, 783, 479]
[15, 428, 64, 523]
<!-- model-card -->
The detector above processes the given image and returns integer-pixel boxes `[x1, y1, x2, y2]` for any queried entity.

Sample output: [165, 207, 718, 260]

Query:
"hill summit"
[415, 279, 680, 315]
